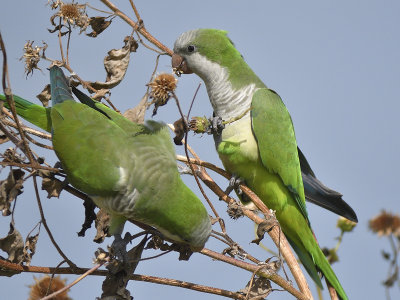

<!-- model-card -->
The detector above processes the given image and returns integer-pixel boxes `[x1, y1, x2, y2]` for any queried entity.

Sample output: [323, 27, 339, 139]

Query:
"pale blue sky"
[1, 1, 399, 299]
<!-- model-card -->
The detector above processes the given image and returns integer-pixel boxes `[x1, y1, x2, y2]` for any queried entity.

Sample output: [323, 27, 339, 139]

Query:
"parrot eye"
[187, 45, 195, 53]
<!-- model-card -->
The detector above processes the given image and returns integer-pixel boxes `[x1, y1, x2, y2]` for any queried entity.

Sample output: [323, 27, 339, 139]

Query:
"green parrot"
[0, 88, 357, 223]
[172, 29, 351, 299]
[1, 66, 211, 250]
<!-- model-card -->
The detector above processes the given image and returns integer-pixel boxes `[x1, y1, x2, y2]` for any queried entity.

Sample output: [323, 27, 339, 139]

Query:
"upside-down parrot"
[172, 29, 354, 299]
[1, 66, 211, 250]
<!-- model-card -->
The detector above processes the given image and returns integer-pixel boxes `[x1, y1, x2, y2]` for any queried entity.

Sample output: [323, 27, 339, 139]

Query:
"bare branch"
[100, 0, 173, 55]
[0, 258, 247, 300]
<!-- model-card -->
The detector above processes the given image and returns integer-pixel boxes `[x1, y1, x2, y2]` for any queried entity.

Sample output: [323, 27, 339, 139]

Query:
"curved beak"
[172, 53, 193, 75]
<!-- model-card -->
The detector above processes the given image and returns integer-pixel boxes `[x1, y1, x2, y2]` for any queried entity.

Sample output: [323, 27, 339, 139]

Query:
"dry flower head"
[50, 1, 89, 33]
[369, 210, 400, 237]
[28, 275, 70, 300]
[148, 73, 178, 116]
[20, 41, 47, 76]
[189, 116, 210, 134]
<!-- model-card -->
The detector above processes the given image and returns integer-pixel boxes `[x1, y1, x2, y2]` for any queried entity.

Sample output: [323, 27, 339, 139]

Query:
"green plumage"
[1, 66, 211, 249]
[173, 29, 350, 299]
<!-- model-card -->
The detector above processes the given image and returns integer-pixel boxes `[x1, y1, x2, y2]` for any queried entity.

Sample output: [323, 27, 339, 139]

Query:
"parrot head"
[172, 29, 238, 76]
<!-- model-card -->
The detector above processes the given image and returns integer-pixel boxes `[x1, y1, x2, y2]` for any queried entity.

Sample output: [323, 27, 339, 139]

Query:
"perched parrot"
[172, 29, 352, 299]
[1, 66, 211, 250]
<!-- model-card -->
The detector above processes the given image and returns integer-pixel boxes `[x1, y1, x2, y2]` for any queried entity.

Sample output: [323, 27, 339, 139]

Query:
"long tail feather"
[298, 147, 358, 222]
[50, 66, 74, 105]
[1, 94, 51, 132]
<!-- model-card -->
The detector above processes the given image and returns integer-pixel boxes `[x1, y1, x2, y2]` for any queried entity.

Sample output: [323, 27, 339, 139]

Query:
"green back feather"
[251, 88, 309, 223]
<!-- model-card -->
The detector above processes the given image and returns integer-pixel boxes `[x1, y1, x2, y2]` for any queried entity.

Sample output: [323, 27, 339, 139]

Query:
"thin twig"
[0, 161, 58, 172]
[172, 92, 226, 234]
[200, 248, 309, 300]
[176, 154, 232, 179]
[176, 140, 312, 298]
[58, 18, 65, 64]
[128, 0, 142, 23]
[325, 278, 339, 300]
[66, 23, 72, 67]
[41, 262, 105, 300]
[1, 112, 51, 139]
[100, 0, 173, 55]
[0, 259, 246, 300]
[0, 32, 37, 166]
[46, 260, 68, 297]
[24, 133, 53, 150]
[32, 175, 77, 269]
[85, 3, 113, 14]
[194, 165, 313, 299]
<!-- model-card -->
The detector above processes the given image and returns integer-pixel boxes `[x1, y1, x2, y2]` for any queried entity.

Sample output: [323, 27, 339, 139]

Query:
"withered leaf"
[78, 197, 97, 237]
[36, 84, 51, 107]
[0, 129, 9, 145]
[100, 236, 147, 300]
[251, 215, 279, 245]
[89, 36, 137, 90]
[48, 25, 69, 36]
[383, 268, 398, 287]
[239, 276, 272, 300]
[122, 93, 148, 124]
[172, 117, 188, 145]
[23, 232, 39, 266]
[92, 89, 109, 101]
[227, 201, 244, 219]
[0, 169, 25, 216]
[39, 170, 65, 198]
[0, 222, 24, 264]
[86, 16, 112, 37]
[2, 148, 25, 164]
[93, 209, 110, 243]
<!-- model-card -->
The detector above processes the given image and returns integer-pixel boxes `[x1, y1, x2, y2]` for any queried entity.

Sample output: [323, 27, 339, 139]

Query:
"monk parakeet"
[1, 66, 211, 250]
[172, 29, 352, 299]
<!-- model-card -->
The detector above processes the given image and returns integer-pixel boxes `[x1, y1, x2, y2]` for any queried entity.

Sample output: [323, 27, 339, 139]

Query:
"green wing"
[49, 67, 124, 196]
[51, 100, 128, 196]
[251, 88, 309, 223]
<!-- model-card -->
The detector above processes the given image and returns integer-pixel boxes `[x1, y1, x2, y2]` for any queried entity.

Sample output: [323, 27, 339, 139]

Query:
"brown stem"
[1, 112, 51, 140]
[24, 133, 53, 150]
[0, 259, 246, 300]
[128, 0, 142, 22]
[172, 93, 226, 233]
[201, 248, 309, 300]
[0, 161, 59, 172]
[325, 278, 339, 300]
[100, 0, 173, 55]
[177, 151, 312, 298]
[41, 262, 105, 300]
[0, 32, 37, 167]
[32, 175, 77, 269]
[176, 154, 231, 179]
[196, 167, 313, 299]
[58, 18, 65, 64]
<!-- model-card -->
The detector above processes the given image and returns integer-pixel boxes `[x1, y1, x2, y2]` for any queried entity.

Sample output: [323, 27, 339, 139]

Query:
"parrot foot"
[100, 235, 147, 299]
[110, 233, 132, 264]
[224, 174, 245, 196]
[208, 115, 225, 135]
